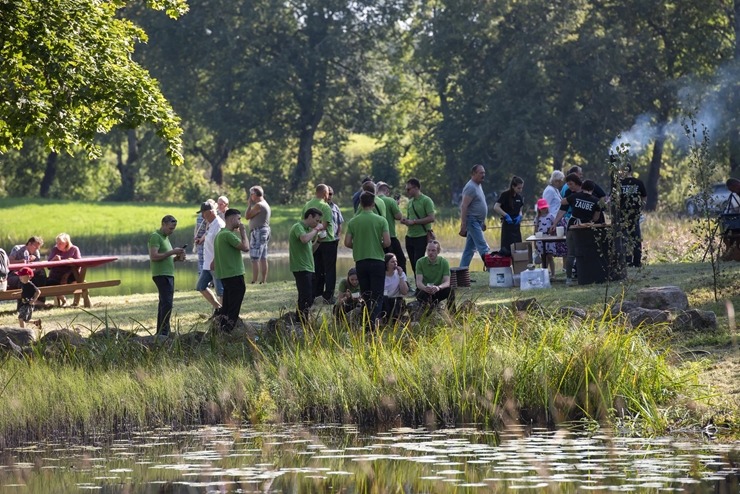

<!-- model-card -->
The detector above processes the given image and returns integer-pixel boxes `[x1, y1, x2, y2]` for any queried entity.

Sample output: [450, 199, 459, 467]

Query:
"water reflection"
[0, 424, 737, 493]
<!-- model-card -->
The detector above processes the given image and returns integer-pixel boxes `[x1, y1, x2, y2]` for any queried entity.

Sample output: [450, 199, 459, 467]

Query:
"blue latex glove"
[513, 214, 522, 225]
[503, 213, 513, 224]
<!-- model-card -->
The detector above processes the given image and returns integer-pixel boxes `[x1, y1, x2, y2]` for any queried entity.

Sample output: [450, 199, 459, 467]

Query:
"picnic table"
[1, 256, 120, 308]
[524, 233, 565, 269]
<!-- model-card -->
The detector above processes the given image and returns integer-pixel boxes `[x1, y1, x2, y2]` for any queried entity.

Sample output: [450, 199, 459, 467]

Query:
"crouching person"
[415, 241, 454, 312]
[15, 267, 41, 329]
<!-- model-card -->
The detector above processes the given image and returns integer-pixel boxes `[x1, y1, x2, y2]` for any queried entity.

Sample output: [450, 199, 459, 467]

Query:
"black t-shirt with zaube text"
[619, 177, 647, 219]
[562, 192, 602, 225]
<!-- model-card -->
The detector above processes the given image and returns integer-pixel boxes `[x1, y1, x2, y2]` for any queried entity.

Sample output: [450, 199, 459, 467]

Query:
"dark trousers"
[152, 275, 174, 336]
[293, 271, 314, 319]
[624, 218, 643, 267]
[385, 237, 407, 274]
[405, 235, 429, 276]
[220, 275, 246, 332]
[416, 286, 455, 310]
[355, 259, 385, 325]
[382, 297, 406, 323]
[313, 241, 338, 300]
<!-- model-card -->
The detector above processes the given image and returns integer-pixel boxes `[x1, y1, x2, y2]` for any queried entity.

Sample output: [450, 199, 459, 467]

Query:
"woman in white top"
[382, 253, 408, 324]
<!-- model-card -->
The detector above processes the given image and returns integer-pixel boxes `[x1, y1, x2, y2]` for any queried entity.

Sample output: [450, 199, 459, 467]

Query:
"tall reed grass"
[0, 308, 691, 444]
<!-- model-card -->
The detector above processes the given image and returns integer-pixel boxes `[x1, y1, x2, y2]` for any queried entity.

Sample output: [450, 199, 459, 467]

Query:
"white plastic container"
[489, 266, 514, 288]
[520, 268, 551, 290]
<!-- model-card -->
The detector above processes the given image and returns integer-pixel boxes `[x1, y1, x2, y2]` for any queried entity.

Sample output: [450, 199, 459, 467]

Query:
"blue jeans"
[152, 275, 175, 336]
[460, 216, 490, 268]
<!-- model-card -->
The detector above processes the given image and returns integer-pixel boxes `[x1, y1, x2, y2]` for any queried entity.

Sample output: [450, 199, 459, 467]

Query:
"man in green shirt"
[377, 181, 406, 273]
[401, 178, 436, 278]
[289, 207, 324, 320]
[214, 208, 249, 333]
[302, 184, 336, 304]
[148, 215, 186, 336]
[415, 240, 454, 310]
[345, 191, 391, 328]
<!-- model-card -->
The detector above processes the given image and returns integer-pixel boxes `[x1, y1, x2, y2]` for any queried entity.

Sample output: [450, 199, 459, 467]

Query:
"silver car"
[685, 183, 732, 216]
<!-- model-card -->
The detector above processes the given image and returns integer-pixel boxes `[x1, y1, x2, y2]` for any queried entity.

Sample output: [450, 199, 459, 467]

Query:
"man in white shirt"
[195, 201, 226, 314]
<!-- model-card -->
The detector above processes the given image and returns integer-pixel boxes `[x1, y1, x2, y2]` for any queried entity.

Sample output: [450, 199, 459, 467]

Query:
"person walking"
[493, 176, 524, 254]
[345, 191, 391, 328]
[401, 178, 436, 278]
[195, 201, 225, 315]
[458, 164, 490, 268]
[376, 182, 406, 273]
[214, 208, 249, 332]
[302, 184, 336, 304]
[246, 185, 271, 284]
[148, 215, 186, 336]
[289, 207, 324, 321]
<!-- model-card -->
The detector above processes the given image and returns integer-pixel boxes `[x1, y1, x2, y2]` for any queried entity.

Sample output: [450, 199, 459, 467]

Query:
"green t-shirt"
[214, 228, 245, 279]
[337, 278, 360, 295]
[378, 194, 400, 238]
[407, 193, 435, 238]
[148, 230, 174, 277]
[372, 196, 387, 219]
[289, 222, 315, 272]
[302, 198, 334, 242]
[415, 256, 450, 286]
[345, 210, 389, 262]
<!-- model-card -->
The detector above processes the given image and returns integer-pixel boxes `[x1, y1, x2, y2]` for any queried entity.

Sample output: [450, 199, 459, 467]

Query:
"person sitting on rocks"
[334, 267, 363, 319]
[415, 240, 454, 312]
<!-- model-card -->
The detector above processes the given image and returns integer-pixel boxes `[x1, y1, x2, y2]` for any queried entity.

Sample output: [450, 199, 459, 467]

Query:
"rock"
[626, 307, 670, 327]
[635, 286, 689, 311]
[672, 309, 718, 332]
[513, 298, 541, 312]
[609, 300, 640, 315]
[40, 329, 84, 347]
[88, 328, 139, 341]
[0, 327, 36, 347]
[558, 307, 587, 319]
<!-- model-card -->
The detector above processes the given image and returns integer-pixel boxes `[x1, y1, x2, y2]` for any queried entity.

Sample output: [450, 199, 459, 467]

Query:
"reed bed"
[0, 308, 692, 444]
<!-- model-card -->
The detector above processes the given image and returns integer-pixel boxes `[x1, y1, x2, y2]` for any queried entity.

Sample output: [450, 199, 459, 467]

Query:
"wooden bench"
[0, 280, 121, 307]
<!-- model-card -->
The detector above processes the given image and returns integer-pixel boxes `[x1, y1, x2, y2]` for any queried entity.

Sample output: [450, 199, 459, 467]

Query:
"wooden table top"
[9, 256, 118, 271]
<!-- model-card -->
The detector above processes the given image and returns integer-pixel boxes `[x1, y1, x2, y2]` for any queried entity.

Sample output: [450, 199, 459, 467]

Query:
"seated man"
[415, 240, 454, 310]
[7, 236, 48, 291]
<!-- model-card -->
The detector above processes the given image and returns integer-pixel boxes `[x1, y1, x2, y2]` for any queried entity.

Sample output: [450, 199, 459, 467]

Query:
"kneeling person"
[415, 241, 454, 310]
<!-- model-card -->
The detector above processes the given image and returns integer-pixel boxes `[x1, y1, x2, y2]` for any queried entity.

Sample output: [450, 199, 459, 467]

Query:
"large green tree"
[0, 0, 187, 171]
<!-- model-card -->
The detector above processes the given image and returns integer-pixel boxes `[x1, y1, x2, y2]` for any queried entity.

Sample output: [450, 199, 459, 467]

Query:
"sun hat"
[536, 198, 549, 210]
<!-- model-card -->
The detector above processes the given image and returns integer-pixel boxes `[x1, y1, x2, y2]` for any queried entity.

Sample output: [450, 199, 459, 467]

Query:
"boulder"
[557, 307, 587, 320]
[635, 286, 689, 311]
[609, 300, 640, 315]
[626, 307, 670, 327]
[0, 327, 36, 347]
[40, 329, 84, 347]
[513, 298, 542, 312]
[671, 309, 718, 332]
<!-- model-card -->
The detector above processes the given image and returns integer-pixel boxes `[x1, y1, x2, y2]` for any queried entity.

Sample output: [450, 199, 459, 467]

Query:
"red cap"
[14, 267, 33, 278]
[536, 198, 549, 210]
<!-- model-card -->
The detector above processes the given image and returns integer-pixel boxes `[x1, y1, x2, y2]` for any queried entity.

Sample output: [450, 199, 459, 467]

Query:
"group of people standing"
[149, 189, 272, 336]
[289, 180, 453, 329]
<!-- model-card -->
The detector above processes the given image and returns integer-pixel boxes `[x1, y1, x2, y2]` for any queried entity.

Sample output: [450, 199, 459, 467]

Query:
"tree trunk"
[193, 140, 230, 186]
[39, 152, 58, 198]
[289, 125, 315, 194]
[436, 71, 461, 194]
[552, 133, 567, 171]
[645, 127, 666, 211]
[115, 129, 139, 201]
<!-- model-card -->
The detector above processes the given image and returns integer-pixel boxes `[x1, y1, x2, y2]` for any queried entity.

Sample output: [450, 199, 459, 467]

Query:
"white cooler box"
[520, 268, 551, 290]
[489, 266, 514, 288]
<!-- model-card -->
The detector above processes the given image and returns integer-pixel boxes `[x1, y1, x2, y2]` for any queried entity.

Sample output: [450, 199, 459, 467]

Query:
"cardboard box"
[510, 242, 532, 275]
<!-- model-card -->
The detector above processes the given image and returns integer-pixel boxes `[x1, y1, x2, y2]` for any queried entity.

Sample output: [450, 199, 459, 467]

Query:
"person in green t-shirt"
[334, 267, 363, 319]
[148, 215, 186, 336]
[415, 240, 454, 311]
[345, 191, 391, 328]
[214, 208, 250, 333]
[376, 181, 406, 273]
[401, 178, 436, 278]
[289, 207, 324, 320]
[302, 184, 337, 304]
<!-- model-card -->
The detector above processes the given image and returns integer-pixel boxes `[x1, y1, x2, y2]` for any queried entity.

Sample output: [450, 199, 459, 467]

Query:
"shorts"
[195, 269, 224, 297]
[249, 226, 271, 260]
[18, 302, 33, 322]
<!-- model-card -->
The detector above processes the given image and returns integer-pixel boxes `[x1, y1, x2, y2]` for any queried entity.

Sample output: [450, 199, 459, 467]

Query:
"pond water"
[82, 254, 479, 296]
[0, 424, 737, 493]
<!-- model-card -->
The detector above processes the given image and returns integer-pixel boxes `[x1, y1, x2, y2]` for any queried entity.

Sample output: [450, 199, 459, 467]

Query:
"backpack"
[0, 248, 8, 279]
